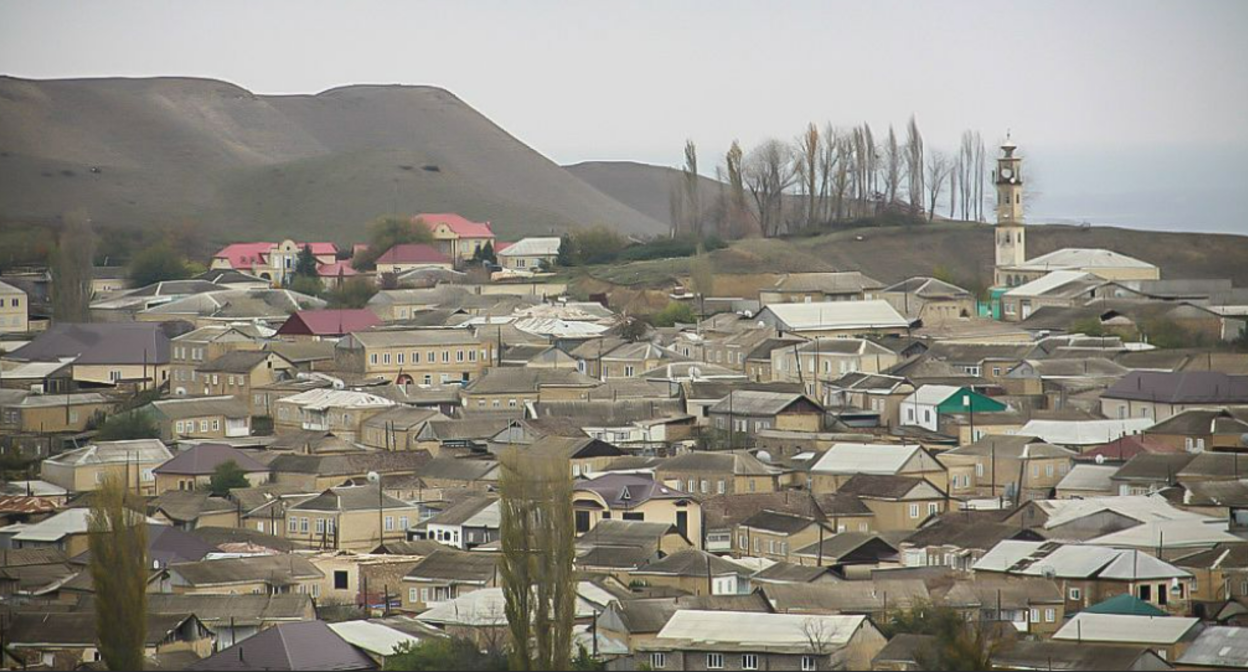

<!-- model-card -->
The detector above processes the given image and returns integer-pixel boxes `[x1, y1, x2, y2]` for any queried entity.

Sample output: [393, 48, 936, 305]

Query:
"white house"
[497, 237, 561, 270]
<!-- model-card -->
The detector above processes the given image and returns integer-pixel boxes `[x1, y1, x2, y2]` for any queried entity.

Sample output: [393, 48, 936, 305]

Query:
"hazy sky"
[3, 0, 1246, 233]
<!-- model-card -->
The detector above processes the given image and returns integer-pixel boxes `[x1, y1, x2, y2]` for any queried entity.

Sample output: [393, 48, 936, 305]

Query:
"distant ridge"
[0, 76, 668, 244]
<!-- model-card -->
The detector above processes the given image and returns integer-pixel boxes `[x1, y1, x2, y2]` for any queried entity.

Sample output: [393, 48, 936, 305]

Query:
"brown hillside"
[0, 77, 667, 244]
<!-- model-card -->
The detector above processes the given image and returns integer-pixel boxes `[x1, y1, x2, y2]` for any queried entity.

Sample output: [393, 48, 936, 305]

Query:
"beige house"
[998, 248, 1161, 287]
[0, 392, 116, 434]
[272, 388, 396, 441]
[497, 237, 560, 270]
[41, 439, 172, 495]
[195, 350, 296, 413]
[416, 213, 496, 262]
[169, 325, 265, 397]
[938, 435, 1077, 501]
[809, 443, 949, 494]
[282, 485, 420, 552]
[152, 442, 270, 494]
[0, 280, 28, 333]
[334, 328, 493, 386]
[573, 474, 702, 549]
[400, 548, 500, 612]
[461, 367, 599, 411]
[835, 474, 947, 532]
[771, 338, 899, 402]
[5, 322, 170, 388]
[880, 277, 976, 325]
[656, 450, 784, 497]
[167, 553, 324, 597]
[759, 272, 885, 305]
[142, 396, 252, 441]
[735, 509, 832, 562]
[754, 300, 911, 339]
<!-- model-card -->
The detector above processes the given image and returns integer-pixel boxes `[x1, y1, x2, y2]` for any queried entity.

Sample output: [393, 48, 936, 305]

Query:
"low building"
[399, 548, 499, 612]
[655, 450, 784, 497]
[938, 434, 1077, 501]
[754, 300, 911, 338]
[275, 309, 383, 341]
[5, 322, 170, 388]
[283, 485, 420, 552]
[194, 350, 296, 411]
[573, 474, 701, 548]
[41, 439, 172, 495]
[496, 236, 560, 270]
[0, 391, 115, 434]
[835, 474, 947, 532]
[335, 328, 493, 386]
[153, 442, 269, 494]
[0, 280, 29, 333]
[1101, 371, 1248, 423]
[168, 553, 324, 597]
[760, 272, 885, 305]
[635, 610, 887, 672]
[707, 390, 823, 445]
[142, 396, 252, 441]
[272, 389, 396, 441]
[374, 243, 454, 274]
[1052, 613, 1200, 663]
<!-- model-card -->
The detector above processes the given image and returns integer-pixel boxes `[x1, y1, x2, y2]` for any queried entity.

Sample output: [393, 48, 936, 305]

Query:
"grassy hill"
[0, 77, 667, 246]
[575, 221, 1248, 297]
[564, 160, 725, 228]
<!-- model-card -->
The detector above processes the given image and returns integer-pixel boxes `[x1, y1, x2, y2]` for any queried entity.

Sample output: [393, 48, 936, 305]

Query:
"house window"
[442, 351, 450, 363]
[1045, 608, 1055, 622]
[427, 351, 435, 363]
[909, 504, 920, 519]
[739, 534, 748, 549]
[397, 353, 405, 364]
[400, 516, 409, 530]
[975, 463, 984, 477]
[334, 571, 349, 590]
[801, 656, 817, 671]
[706, 653, 724, 669]
[384, 516, 395, 531]
[288, 518, 298, 533]
[625, 365, 635, 377]
[175, 420, 184, 433]
[650, 653, 666, 669]
[1030, 608, 1040, 623]
[212, 419, 220, 431]
[469, 350, 477, 362]
[409, 588, 418, 603]
[315, 519, 325, 534]
[717, 480, 726, 494]
[1069, 587, 1081, 601]
[927, 502, 939, 516]
[199, 419, 209, 432]
[742, 654, 759, 670]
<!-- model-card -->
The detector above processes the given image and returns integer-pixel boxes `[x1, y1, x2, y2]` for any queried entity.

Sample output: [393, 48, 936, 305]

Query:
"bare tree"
[883, 125, 903, 207]
[52, 208, 95, 323]
[743, 139, 796, 237]
[905, 115, 925, 215]
[817, 123, 839, 222]
[498, 448, 576, 671]
[925, 151, 952, 221]
[668, 178, 685, 238]
[974, 131, 987, 221]
[724, 140, 754, 238]
[830, 133, 853, 222]
[803, 618, 847, 671]
[682, 139, 701, 236]
[794, 123, 820, 228]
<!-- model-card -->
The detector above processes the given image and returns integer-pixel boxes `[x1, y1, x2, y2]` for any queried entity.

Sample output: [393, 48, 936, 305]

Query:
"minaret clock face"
[1001, 167, 1014, 179]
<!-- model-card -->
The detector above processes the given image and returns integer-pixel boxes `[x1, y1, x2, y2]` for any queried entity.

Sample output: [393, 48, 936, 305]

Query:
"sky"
[3, 0, 1246, 233]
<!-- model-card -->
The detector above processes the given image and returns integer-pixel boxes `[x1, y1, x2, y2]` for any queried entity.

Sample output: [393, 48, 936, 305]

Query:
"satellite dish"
[1095, 454, 1106, 465]
[1240, 433, 1248, 447]
[756, 450, 773, 463]
[1041, 567, 1056, 580]
[366, 471, 381, 484]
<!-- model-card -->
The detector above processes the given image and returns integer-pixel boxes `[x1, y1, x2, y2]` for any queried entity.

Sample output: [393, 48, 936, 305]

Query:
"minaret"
[993, 135, 1025, 287]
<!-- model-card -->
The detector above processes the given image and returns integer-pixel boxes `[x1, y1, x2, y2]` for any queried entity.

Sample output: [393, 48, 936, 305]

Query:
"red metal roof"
[315, 261, 359, 277]
[413, 213, 495, 238]
[0, 496, 58, 514]
[375, 243, 451, 265]
[213, 242, 340, 270]
[1076, 434, 1182, 463]
[275, 309, 383, 337]
[494, 241, 514, 252]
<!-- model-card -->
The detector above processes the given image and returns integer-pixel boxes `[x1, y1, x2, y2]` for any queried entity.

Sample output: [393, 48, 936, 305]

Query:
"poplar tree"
[89, 476, 148, 671]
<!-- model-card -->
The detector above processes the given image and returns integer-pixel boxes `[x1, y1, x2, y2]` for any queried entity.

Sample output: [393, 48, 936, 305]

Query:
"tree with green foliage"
[52, 209, 96, 323]
[289, 274, 324, 297]
[89, 476, 148, 672]
[618, 316, 649, 342]
[473, 241, 498, 264]
[1070, 316, 1106, 337]
[556, 234, 579, 267]
[353, 215, 435, 270]
[95, 411, 160, 441]
[128, 241, 192, 287]
[383, 637, 507, 671]
[498, 448, 577, 671]
[295, 244, 320, 278]
[208, 460, 250, 496]
[1140, 315, 1208, 349]
[326, 276, 379, 309]
[651, 301, 697, 327]
[572, 227, 627, 265]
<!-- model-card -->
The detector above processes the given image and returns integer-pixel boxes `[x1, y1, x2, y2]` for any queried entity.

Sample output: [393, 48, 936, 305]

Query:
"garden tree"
[354, 215, 434, 270]
[571, 227, 626, 265]
[294, 244, 319, 278]
[383, 637, 507, 671]
[905, 115, 925, 214]
[1070, 317, 1107, 337]
[794, 123, 820, 228]
[52, 208, 96, 323]
[883, 125, 903, 207]
[327, 276, 378, 309]
[289, 274, 324, 297]
[617, 316, 649, 342]
[95, 411, 160, 441]
[556, 233, 579, 266]
[880, 602, 1008, 671]
[681, 139, 701, 236]
[925, 150, 952, 221]
[89, 476, 148, 672]
[473, 241, 498, 264]
[743, 138, 796, 237]
[651, 301, 697, 327]
[129, 241, 192, 287]
[498, 448, 577, 671]
[208, 460, 250, 496]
